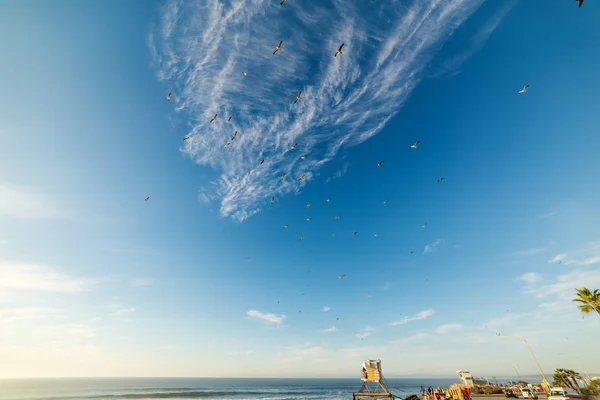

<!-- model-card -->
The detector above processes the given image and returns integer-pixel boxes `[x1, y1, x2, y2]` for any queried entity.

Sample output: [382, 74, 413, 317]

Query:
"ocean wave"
[15, 390, 320, 400]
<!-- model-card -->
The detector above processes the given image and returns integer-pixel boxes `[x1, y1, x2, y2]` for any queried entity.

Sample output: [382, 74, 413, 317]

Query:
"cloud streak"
[430, 0, 517, 78]
[246, 309, 286, 325]
[389, 309, 435, 326]
[152, 0, 486, 221]
[424, 239, 444, 254]
[0, 260, 93, 293]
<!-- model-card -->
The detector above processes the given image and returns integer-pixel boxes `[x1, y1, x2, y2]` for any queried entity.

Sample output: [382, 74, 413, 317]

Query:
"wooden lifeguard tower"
[352, 360, 395, 400]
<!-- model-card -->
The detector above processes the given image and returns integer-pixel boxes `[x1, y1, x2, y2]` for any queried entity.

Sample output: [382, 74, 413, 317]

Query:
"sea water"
[0, 378, 461, 400]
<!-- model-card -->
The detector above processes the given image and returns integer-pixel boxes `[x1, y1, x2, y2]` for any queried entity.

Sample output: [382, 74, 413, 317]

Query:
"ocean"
[0, 378, 461, 400]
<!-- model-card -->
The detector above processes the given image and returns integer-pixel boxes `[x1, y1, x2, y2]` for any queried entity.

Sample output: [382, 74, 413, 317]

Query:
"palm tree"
[554, 369, 575, 390]
[564, 369, 583, 392]
[572, 288, 600, 319]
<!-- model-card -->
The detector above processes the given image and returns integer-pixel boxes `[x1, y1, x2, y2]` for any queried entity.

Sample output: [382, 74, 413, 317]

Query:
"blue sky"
[1, 0, 600, 379]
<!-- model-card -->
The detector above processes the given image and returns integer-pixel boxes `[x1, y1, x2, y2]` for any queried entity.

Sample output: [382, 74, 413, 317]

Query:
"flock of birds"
[155, 0, 585, 327]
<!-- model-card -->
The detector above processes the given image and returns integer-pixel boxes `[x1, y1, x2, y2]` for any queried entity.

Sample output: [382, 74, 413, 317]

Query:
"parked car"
[548, 387, 582, 400]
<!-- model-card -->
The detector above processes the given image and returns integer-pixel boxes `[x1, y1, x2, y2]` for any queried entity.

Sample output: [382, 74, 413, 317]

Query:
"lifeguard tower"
[352, 360, 395, 400]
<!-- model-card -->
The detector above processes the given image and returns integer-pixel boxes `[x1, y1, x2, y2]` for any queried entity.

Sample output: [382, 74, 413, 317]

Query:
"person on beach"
[421, 386, 426, 395]
[429, 387, 434, 396]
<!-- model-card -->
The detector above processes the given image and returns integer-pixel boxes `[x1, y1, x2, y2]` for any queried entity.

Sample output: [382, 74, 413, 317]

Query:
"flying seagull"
[291, 143, 297, 149]
[260, 159, 265, 165]
[273, 41, 283, 55]
[231, 131, 238, 140]
[410, 250, 415, 254]
[374, 233, 379, 238]
[306, 217, 312, 222]
[210, 114, 218, 122]
[325, 198, 331, 203]
[305, 203, 311, 209]
[334, 215, 340, 220]
[281, 173, 286, 180]
[242, 71, 247, 76]
[298, 175, 305, 181]
[294, 91, 302, 104]
[377, 160, 384, 167]
[166, 93, 172, 101]
[410, 141, 420, 149]
[280, 0, 287, 4]
[183, 136, 191, 141]
[225, 142, 231, 148]
[271, 197, 275, 204]
[332, 233, 336, 237]
[300, 154, 307, 160]
[227, 116, 232, 122]
[145, 197, 150, 201]
[283, 224, 288, 229]
[576, 0, 583, 6]
[338, 275, 346, 280]
[518, 85, 529, 95]
[382, 199, 388, 205]
[298, 236, 305, 242]
[437, 177, 444, 183]
[353, 231, 358, 236]
[422, 223, 427, 228]
[334, 43, 344, 57]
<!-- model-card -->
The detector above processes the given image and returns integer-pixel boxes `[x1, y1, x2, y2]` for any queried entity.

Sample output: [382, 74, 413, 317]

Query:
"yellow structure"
[353, 360, 394, 400]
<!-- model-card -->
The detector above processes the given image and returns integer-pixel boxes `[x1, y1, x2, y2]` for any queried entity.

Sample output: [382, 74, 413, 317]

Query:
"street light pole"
[574, 357, 592, 383]
[496, 333, 549, 392]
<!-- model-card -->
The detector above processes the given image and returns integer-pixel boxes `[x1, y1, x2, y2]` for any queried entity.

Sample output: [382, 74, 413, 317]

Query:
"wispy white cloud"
[389, 309, 435, 326]
[539, 211, 557, 219]
[0, 184, 63, 220]
[430, 0, 517, 78]
[522, 269, 600, 299]
[0, 308, 66, 323]
[435, 323, 462, 334]
[0, 260, 94, 293]
[110, 305, 136, 316]
[246, 309, 286, 325]
[513, 248, 547, 256]
[322, 326, 339, 333]
[131, 278, 154, 287]
[548, 254, 568, 263]
[355, 326, 375, 339]
[280, 343, 325, 362]
[325, 162, 350, 183]
[518, 272, 542, 283]
[578, 255, 600, 266]
[152, 0, 486, 221]
[424, 239, 444, 254]
[321, 306, 331, 312]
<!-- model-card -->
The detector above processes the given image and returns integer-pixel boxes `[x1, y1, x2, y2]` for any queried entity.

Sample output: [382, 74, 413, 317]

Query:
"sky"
[1, 0, 600, 379]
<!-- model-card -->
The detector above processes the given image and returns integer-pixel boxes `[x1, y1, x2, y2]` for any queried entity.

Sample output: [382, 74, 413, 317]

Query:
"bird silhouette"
[410, 141, 420, 149]
[183, 136, 190, 141]
[166, 93, 172, 101]
[334, 43, 345, 57]
[210, 114, 218, 122]
[273, 41, 283, 55]
[377, 160, 384, 167]
[144, 197, 150, 201]
[294, 91, 302, 104]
